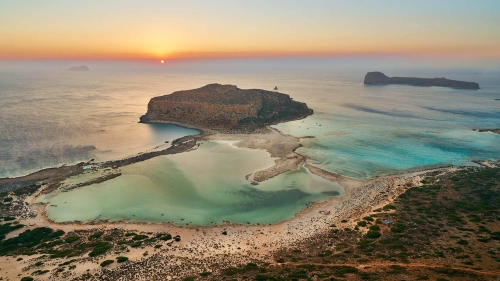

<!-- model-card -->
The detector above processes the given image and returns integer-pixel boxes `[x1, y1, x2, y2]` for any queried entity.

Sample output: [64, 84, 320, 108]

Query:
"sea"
[2, 58, 499, 224]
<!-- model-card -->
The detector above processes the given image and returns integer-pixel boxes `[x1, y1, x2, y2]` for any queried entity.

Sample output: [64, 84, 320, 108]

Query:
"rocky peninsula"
[364, 71, 480, 89]
[67, 65, 90, 71]
[473, 128, 500, 134]
[140, 84, 313, 132]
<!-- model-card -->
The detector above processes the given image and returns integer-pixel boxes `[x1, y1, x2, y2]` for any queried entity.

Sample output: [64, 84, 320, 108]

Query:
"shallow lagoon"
[38, 141, 343, 225]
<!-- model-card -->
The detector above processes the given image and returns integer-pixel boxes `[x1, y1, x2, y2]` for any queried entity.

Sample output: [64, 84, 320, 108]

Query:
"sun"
[160, 60, 164, 64]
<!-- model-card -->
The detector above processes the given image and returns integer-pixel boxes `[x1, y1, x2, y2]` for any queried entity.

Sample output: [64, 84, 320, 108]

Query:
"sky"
[0, 0, 499, 61]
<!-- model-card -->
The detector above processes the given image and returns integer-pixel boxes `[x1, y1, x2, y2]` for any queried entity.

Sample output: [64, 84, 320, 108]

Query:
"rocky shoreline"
[364, 71, 480, 89]
[2, 127, 499, 280]
[140, 84, 313, 132]
[473, 128, 500, 134]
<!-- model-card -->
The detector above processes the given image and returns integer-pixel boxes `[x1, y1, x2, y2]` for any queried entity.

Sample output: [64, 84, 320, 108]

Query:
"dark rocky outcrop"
[364, 72, 479, 89]
[473, 128, 500, 134]
[67, 65, 90, 71]
[140, 84, 313, 131]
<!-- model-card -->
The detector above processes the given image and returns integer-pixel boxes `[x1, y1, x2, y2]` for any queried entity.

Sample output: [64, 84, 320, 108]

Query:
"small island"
[140, 83, 313, 132]
[364, 71, 480, 89]
[67, 65, 90, 71]
[473, 128, 500, 134]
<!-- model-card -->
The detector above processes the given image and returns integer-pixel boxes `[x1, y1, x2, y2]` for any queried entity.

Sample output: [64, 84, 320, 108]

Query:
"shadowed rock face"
[140, 84, 313, 131]
[474, 128, 500, 134]
[364, 71, 479, 89]
[67, 65, 90, 71]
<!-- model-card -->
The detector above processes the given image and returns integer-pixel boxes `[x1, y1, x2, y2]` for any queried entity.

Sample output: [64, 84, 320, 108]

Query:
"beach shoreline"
[1, 121, 496, 280]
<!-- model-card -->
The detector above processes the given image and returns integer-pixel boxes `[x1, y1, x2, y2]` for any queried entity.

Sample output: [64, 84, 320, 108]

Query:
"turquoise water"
[3, 60, 500, 224]
[1, 63, 499, 179]
[272, 74, 500, 179]
[37, 141, 343, 225]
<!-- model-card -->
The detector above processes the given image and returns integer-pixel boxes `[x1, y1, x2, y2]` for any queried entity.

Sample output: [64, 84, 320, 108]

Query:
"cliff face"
[140, 84, 313, 131]
[364, 72, 480, 89]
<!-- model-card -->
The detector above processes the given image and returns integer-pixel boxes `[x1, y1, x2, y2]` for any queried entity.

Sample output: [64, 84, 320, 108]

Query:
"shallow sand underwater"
[37, 141, 343, 225]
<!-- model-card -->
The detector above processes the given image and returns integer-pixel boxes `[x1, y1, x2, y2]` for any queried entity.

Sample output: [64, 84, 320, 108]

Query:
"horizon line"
[1, 50, 500, 62]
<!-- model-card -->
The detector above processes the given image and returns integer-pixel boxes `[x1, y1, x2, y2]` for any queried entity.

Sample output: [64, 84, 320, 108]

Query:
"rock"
[364, 71, 480, 89]
[473, 128, 500, 134]
[140, 84, 313, 131]
[67, 65, 90, 71]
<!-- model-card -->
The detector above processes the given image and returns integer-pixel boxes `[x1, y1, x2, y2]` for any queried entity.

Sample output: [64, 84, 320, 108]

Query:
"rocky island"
[67, 65, 90, 71]
[364, 71, 480, 89]
[140, 83, 313, 132]
[473, 128, 500, 134]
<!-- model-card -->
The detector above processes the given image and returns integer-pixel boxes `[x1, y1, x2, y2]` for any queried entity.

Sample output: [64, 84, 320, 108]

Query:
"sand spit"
[0, 134, 201, 195]
[207, 127, 310, 183]
[0, 166, 456, 280]
[0, 124, 463, 280]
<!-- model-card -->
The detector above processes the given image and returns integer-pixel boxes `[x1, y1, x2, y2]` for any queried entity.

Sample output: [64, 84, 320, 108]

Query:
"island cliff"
[364, 71, 480, 89]
[67, 65, 90, 71]
[140, 84, 313, 131]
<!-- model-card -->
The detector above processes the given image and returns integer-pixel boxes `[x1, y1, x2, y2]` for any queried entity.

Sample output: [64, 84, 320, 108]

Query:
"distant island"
[473, 128, 500, 134]
[364, 71, 480, 89]
[67, 65, 90, 71]
[140, 83, 313, 132]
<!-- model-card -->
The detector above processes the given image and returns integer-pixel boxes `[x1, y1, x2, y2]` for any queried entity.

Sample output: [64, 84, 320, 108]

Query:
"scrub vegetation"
[213, 167, 500, 280]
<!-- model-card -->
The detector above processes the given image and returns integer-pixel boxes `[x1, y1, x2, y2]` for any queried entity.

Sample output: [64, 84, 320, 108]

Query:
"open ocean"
[2, 58, 500, 224]
[1, 59, 499, 179]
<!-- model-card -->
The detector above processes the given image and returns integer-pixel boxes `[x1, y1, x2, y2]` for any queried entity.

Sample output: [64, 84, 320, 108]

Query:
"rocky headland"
[364, 71, 480, 89]
[473, 128, 500, 134]
[140, 84, 313, 132]
[67, 65, 90, 71]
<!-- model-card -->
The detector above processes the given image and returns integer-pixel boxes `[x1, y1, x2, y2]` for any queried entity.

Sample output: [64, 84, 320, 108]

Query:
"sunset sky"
[1, 0, 499, 61]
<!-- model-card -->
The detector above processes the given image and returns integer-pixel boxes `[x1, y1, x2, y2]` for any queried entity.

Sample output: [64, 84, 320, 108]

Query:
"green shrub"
[366, 231, 381, 239]
[131, 241, 142, 248]
[116, 256, 129, 263]
[88, 242, 111, 257]
[391, 224, 406, 233]
[159, 234, 173, 241]
[383, 204, 396, 211]
[88, 232, 104, 240]
[132, 235, 148, 241]
[0, 223, 24, 240]
[65, 236, 80, 243]
[100, 260, 114, 267]
[330, 266, 358, 277]
[32, 270, 49, 275]
[357, 221, 367, 227]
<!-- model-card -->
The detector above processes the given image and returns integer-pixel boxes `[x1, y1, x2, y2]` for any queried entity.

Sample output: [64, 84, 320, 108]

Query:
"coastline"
[2, 119, 499, 280]
[1, 121, 493, 229]
[4, 164, 461, 281]
[2, 124, 497, 280]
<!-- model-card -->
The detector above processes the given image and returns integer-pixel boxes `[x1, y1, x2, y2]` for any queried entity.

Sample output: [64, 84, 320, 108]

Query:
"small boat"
[274, 86, 278, 90]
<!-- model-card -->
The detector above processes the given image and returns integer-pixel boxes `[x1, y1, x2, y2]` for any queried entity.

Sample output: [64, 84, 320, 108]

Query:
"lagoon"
[37, 141, 343, 225]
